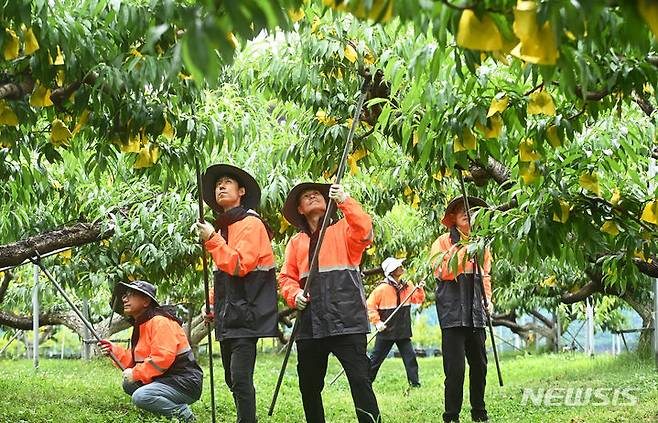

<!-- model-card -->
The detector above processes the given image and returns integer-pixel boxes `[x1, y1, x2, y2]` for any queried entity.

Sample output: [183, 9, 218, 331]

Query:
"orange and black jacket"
[205, 209, 278, 340]
[429, 227, 492, 329]
[367, 278, 425, 340]
[111, 309, 203, 400]
[279, 197, 373, 340]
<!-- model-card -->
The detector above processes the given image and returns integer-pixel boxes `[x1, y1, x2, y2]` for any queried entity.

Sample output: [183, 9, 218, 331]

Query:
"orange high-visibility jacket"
[430, 231, 492, 329]
[111, 315, 203, 399]
[205, 214, 278, 340]
[279, 197, 373, 339]
[430, 232, 492, 300]
[367, 279, 425, 340]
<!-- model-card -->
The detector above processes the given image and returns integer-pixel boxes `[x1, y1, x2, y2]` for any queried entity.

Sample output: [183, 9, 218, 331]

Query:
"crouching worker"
[98, 280, 202, 422]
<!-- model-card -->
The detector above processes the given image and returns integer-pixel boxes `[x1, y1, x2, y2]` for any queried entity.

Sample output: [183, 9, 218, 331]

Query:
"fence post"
[32, 263, 40, 369]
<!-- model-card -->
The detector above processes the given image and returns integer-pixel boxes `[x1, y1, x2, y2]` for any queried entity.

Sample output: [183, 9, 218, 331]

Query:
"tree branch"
[632, 93, 654, 117]
[0, 221, 114, 269]
[560, 279, 602, 304]
[529, 309, 554, 329]
[0, 271, 11, 304]
[0, 76, 34, 101]
[362, 267, 384, 278]
[633, 256, 658, 278]
[469, 157, 511, 187]
[574, 86, 614, 102]
[0, 310, 76, 330]
[50, 72, 98, 106]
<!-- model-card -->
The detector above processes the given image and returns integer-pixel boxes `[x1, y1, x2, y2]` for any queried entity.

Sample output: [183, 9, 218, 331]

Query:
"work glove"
[328, 184, 348, 204]
[97, 339, 113, 356]
[375, 322, 387, 332]
[295, 291, 310, 311]
[122, 368, 135, 383]
[204, 310, 215, 326]
[484, 300, 494, 315]
[191, 221, 215, 242]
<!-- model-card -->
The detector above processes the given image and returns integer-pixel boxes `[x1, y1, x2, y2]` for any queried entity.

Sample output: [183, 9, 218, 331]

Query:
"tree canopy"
[1, 0, 657, 349]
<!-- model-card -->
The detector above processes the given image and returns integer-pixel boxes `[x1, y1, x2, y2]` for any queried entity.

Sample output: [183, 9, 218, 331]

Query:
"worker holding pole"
[367, 257, 425, 387]
[430, 196, 493, 423]
[278, 182, 380, 423]
[192, 164, 278, 423]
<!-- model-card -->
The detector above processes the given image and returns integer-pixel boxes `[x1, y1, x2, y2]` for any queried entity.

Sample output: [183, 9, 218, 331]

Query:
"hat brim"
[441, 196, 489, 227]
[202, 164, 261, 213]
[282, 183, 338, 230]
[382, 258, 405, 277]
[111, 282, 160, 315]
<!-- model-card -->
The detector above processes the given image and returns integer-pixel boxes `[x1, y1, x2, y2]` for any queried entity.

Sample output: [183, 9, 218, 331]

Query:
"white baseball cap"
[381, 257, 405, 277]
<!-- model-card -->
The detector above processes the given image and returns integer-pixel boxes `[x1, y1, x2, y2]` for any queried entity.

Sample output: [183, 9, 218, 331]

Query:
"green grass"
[0, 352, 656, 422]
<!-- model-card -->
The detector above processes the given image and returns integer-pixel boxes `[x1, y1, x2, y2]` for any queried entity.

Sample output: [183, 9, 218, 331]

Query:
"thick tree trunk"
[0, 221, 113, 269]
[619, 290, 654, 357]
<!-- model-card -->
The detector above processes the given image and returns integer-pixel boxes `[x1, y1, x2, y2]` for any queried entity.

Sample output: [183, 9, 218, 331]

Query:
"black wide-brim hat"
[441, 195, 489, 227]
[202, 164, 261, 213]
[111, 280, 160, 314]
[282, 182, 338, 230]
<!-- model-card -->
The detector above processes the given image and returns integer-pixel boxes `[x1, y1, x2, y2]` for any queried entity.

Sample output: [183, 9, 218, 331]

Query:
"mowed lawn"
[0, 352, 656, 422]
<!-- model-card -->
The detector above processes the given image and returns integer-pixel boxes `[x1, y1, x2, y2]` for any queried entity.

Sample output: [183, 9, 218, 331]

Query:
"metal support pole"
[555, 310, 561, 352]
[533, 316, 539, 353]
[61, 326, 65, 359]
[32, 263, 39, 369]
[654, 278, 658, 370]
[0, 330, 22, 356]
[82, 299, 91, 361]
[29, 255, 125, 370]
[586, 298, 595, 356]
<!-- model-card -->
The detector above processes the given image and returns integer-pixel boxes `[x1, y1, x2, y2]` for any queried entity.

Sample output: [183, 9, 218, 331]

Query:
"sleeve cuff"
[204, 232, 224, 249]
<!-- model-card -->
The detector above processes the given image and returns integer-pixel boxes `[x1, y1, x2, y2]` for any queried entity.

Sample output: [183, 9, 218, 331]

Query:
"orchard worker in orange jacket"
[430, 196, 493, 423]
[279, 182, 381, 423]
[367, 257, 425, 387]
[193, 164, 278, 423]
[98, 280, 202, 422]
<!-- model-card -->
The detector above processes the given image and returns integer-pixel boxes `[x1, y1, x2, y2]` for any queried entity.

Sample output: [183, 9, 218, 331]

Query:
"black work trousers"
[369, 336, 420, 385]
[220, 337, 258, 423]
[296, 334, 381, 423]
[441, 327, 487, 423]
